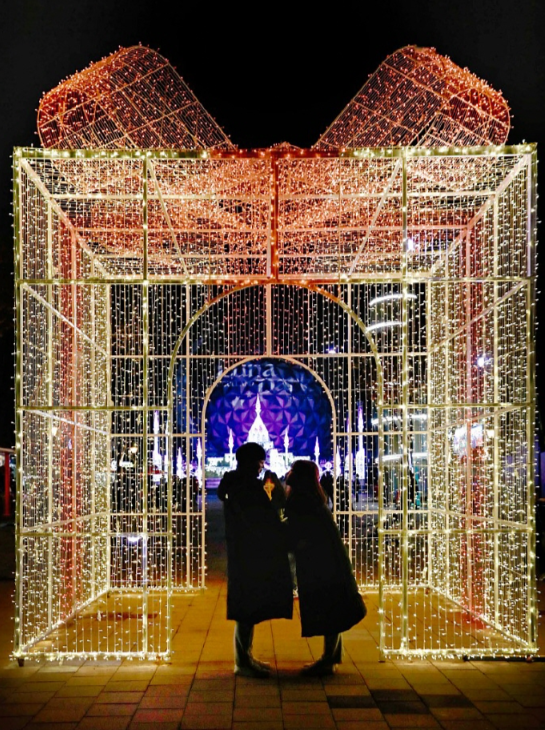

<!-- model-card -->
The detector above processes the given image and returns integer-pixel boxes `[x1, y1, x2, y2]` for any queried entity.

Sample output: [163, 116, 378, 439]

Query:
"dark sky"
[0, 0, 544, 446]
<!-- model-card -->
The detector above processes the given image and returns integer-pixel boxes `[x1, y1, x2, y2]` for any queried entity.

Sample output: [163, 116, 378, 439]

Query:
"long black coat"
[218, 470, 293, 625]
[286, 502, 366, 637]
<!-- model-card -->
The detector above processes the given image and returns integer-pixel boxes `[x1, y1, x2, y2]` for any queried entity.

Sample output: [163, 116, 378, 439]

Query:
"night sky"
[0, 0, 544, 447]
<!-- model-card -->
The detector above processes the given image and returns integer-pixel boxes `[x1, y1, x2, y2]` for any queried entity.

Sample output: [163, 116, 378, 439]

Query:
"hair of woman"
[286, 460, 327, 511]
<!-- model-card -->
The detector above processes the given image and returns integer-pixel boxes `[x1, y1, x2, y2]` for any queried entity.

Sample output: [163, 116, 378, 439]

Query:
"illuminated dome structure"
[203, 360, 333, 477]
[13, 45, 536, 664]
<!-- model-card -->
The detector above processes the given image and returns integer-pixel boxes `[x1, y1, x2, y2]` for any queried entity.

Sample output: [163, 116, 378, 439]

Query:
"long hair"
[285, 460, 326, 512]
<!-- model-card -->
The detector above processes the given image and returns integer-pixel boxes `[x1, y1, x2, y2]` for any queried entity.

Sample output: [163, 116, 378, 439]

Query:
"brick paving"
[0, 511, 544, 729]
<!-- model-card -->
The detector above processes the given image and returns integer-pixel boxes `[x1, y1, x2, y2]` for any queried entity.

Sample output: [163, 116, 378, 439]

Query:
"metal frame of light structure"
[13, 144, 537, 662]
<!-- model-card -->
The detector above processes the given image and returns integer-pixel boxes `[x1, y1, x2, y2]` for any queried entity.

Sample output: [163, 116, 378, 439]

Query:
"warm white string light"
[13, 144, 537, 663]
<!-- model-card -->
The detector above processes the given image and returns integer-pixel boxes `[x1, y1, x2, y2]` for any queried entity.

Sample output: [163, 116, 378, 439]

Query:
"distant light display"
[204, 359, 333, 460]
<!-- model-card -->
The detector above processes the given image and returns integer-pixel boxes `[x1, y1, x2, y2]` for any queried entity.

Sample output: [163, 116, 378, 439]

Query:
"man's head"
[236, 442, 266, 476]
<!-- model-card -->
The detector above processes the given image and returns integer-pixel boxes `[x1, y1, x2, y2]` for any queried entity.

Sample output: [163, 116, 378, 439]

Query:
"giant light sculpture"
[14, 45, 536, 661]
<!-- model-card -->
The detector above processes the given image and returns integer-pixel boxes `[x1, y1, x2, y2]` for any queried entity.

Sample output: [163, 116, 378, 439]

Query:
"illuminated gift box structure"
[13, 46, 537, 661]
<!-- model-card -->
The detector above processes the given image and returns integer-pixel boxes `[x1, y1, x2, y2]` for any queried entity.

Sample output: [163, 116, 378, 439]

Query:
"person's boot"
[235, 657, 271, 678]
[249, 654, 271, 671]
[300, 634, 342, 676]
[327, 634, 343, 664]
[234, 622, 270, 677]
[300, 657, 336, 676]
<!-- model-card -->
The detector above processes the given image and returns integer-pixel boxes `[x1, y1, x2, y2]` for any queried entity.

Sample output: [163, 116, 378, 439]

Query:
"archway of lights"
[14, 144, 536, 662]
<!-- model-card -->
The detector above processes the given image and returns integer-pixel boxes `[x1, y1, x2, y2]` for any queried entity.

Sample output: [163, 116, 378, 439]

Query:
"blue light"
[203, 359, 333, 460]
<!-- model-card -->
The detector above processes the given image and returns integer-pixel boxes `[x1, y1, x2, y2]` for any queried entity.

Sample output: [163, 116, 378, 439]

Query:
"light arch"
[165, 282, 386, 590]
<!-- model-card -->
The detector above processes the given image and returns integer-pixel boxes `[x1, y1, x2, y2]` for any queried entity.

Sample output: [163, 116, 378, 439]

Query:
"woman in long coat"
[285, 460, 366, 676]
[218, 443, 293, 677]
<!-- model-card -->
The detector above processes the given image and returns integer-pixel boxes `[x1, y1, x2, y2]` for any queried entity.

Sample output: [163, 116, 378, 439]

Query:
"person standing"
[285, 460, 366, 676]
[218, 443, 293, 677]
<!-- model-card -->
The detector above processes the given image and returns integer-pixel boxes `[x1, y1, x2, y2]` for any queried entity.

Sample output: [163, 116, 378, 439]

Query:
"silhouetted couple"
[217, 442, 366, 678]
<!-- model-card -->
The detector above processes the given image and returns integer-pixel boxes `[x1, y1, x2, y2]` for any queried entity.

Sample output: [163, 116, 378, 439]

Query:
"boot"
[300, 634, 342, 676]
[234, 622, 270, 678]
[235, 658, 271, 678]
[300, 658, 336, 676]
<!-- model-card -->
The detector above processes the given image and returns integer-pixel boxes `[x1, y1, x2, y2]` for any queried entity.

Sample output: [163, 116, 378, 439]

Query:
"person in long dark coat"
[285, 460, 366, 676]
[217, 442, 293, 677]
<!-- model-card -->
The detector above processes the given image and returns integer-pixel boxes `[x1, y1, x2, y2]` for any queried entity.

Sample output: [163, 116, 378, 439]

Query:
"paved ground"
[0, 502, 544, 730]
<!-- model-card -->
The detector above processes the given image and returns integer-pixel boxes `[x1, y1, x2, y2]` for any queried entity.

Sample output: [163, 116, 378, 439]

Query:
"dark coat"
[286, 502, 366, 637]
[218, 469, 293, 625]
